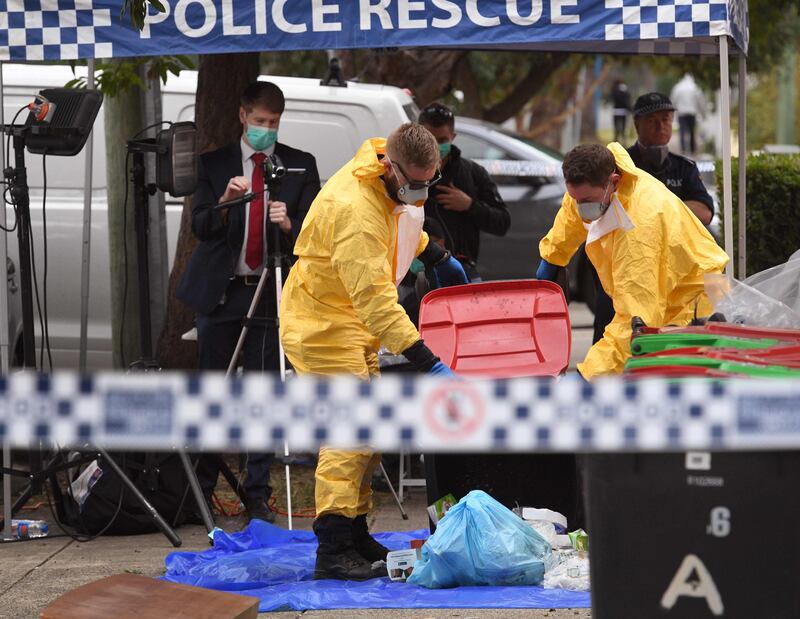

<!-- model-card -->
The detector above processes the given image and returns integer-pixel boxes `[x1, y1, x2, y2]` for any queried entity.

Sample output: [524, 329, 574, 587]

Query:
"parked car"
[2, 63, 418, 369]
[453, 117, 592, 305]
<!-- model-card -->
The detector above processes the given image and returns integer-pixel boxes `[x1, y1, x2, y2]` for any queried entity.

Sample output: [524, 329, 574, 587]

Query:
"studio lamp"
[155, 121, 198, 197]
[24, 87, 103, 156]
[2, 87, 104, 367]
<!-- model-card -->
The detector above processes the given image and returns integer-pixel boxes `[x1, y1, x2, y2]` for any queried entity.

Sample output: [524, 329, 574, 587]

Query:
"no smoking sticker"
[425, 382, 485, 440]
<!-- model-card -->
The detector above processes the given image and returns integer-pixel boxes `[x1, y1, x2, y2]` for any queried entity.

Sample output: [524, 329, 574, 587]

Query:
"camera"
[261, 154, 286, 186]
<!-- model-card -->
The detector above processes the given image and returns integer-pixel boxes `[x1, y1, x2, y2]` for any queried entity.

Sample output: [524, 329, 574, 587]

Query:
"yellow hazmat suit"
[280, 137, 429, 519]
[539, 143, 729, 380]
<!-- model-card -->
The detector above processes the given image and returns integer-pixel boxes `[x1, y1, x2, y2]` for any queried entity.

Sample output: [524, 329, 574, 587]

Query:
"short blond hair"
[386, 122, 439, 169]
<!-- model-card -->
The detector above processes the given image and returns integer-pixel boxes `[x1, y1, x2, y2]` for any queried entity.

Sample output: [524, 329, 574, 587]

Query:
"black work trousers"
[194, 275, 280, 506]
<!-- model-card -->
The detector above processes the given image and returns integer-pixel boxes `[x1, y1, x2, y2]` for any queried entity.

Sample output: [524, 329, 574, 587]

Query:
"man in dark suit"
[177, 81, 320, 523]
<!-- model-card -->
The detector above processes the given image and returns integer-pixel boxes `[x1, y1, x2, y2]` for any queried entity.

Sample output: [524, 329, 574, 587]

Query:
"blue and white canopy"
[0, 0, 749, 63]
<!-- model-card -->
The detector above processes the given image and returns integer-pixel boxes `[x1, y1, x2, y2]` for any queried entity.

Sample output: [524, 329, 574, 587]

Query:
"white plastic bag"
[705, 271, 800, 329]
[704, 249, 800, 329]
[543, 552, 590, 592]
[743, 249, 800, 316]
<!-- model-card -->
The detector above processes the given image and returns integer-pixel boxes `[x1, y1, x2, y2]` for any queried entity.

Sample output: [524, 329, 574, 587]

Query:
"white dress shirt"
[235, 138, 276, 276]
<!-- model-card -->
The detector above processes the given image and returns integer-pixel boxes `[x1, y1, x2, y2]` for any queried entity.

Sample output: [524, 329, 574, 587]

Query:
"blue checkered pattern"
[604, 0, 729, 44]
[0, 1, 747, 63]
[1, 372, 799, 453]
[0, 0, 112, 61]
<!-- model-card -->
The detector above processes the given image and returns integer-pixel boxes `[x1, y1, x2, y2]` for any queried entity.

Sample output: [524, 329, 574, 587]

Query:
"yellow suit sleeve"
[577, 219, 669, 379]
[539, 193, 588, 267]
[331, 202, 420, 355]
[415, 230, 430, 257]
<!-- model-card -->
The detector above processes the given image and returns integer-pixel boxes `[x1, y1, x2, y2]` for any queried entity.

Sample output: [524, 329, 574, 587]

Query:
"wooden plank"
[41, 573, 259, 619]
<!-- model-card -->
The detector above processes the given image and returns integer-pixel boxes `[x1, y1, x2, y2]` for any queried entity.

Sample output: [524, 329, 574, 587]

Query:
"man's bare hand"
[220, 176, 249, 204]
[436, 183, 472, 212]
[269, 201, 292, 232]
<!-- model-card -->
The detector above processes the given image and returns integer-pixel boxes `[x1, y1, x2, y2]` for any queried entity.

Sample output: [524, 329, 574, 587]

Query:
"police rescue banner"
[0, 0, 748, 63]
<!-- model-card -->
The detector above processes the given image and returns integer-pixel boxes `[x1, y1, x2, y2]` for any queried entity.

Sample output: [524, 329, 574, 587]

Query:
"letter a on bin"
[660, 554, 723, 615]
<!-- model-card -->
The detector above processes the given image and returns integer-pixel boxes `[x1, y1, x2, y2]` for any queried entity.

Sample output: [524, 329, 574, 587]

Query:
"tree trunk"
[106, 60, 145, 369]
[362, 49, 466, 108]
[156, 53, 260, 369]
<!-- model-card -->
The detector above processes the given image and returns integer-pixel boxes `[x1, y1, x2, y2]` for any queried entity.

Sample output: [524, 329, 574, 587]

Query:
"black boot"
[352, 514, 389, 562]
[313, 515, 386, 581]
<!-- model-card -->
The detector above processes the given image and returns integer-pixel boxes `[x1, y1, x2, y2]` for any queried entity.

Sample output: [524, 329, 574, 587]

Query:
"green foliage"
[459, 51, 583, 114]
[742, 50, 800, 150]
[716, 154, 800, 274]
[122, 0, 165, 30]
[629, 0, 800, 93]
[65, 56, 194, 97]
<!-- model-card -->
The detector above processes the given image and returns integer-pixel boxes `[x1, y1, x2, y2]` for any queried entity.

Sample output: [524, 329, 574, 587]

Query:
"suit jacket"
[177, 141, 320, 315]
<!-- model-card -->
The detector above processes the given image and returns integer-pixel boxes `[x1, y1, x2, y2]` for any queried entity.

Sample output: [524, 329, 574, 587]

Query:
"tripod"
[222, 157, 408, 524]
[217, 154, 297, 527]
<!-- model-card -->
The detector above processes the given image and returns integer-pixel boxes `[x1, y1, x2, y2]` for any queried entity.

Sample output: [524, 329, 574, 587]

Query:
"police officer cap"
[633, 92, 676, 118]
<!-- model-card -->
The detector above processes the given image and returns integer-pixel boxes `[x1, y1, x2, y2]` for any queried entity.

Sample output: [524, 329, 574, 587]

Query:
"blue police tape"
[2, 372, 800, 452]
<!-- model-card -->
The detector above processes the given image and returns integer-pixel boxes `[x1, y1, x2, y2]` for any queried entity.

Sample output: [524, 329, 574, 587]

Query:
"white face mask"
[584, 192, 636, 244]
[577, 181, 613, 222]
[390, 160, 440, 207]
[397, 184, 429, 206]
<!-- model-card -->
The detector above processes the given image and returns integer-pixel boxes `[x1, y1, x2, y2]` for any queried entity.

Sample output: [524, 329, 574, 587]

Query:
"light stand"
[126, 122, 198, 369]
[124, 124, 221, 537]
[2, 88, 103, 369]
[4, 130, 36, 368]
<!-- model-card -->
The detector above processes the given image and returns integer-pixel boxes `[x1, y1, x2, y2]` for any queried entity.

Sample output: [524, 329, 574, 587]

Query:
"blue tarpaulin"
[163, 521, 591, 613]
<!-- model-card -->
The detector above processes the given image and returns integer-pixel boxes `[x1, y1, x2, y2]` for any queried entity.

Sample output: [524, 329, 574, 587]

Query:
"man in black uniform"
[591, 92, 715, 342]
[418, 103, 510, 282]
[628, 92, 713, 225]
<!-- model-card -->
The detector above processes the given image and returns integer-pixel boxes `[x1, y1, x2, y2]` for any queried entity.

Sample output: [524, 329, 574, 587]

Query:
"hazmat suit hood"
[539, 142, 728, 379]
[280, 137, 429, 378]
[351, 137, 390, 182]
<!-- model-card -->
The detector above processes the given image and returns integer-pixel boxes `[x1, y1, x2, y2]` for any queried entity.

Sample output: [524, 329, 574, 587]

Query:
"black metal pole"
[10, 135, 36, 368]
[97, 447, 182, 547]
[131, 151, 154, 362]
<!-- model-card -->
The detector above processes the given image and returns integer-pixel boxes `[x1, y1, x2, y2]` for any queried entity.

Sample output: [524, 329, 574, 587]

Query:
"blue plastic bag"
[407, 490, 552, 589]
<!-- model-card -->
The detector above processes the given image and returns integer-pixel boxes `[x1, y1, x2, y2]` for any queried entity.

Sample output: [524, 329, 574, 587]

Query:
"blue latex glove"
[536, 259, 559, 282]
[429, 361, 456, 377]
[432, 256, 469, 289]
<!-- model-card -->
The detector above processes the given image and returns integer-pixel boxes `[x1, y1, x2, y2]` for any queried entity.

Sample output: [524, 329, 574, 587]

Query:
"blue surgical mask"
[246, 125, 278, 151]
[438, 142, 452, 159]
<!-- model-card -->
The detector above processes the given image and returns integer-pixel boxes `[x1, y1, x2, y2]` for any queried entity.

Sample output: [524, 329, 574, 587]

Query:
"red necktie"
[245, 152, 266, 270]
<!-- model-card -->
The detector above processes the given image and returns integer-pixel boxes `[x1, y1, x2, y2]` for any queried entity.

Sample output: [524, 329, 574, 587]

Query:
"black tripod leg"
[213, 455, 248, 504]
[178, 450, 215, 533]
[97, 447, 182, 547]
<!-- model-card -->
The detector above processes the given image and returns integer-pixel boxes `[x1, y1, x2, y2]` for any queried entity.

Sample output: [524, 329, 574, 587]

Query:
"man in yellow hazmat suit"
[536, 143, 728, 380]
[280, 123, 466, 580]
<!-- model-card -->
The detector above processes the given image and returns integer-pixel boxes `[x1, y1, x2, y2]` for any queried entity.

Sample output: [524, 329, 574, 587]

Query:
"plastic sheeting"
[163, 521, 591, 613]
[706, 249, 800, 329]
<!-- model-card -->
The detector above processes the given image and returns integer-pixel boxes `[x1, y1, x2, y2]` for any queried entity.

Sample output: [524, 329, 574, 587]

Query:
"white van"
[1, 63, 418, 368]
